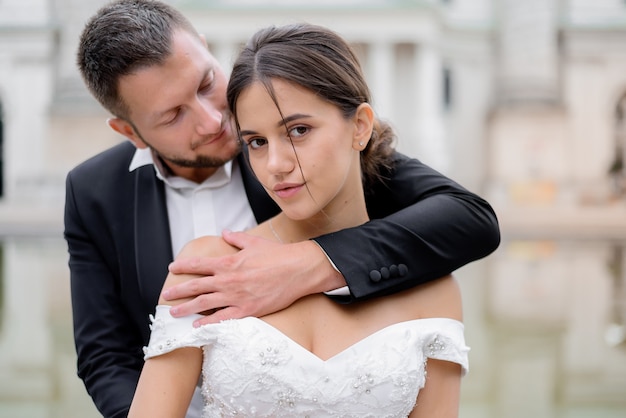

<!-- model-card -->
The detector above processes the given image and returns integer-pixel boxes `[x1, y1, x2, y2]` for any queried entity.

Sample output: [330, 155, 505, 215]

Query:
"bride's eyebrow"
[239, 114, 313, 137]
[278, 114, 312, 127]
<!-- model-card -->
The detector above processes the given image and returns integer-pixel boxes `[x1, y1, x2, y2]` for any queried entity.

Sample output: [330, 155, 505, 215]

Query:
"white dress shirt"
[129, 148, 257, 257]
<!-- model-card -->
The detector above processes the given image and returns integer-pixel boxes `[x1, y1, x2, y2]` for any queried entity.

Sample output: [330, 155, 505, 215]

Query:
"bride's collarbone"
[264, 295, 413, 358]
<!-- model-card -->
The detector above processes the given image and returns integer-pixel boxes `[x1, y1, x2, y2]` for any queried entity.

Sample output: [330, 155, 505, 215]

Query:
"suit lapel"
[134, 165, 173, 312]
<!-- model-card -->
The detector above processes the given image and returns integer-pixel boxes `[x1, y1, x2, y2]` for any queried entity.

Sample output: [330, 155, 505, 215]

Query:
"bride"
[129, 22, 469, 418]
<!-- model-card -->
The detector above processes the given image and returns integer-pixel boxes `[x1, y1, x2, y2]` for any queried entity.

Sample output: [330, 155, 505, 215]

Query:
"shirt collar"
[128, 147, 233, 189]
[128, 147, 154, 172]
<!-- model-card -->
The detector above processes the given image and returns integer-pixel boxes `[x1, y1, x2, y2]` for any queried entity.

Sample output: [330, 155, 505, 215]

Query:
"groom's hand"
[162, 230, 345, 326]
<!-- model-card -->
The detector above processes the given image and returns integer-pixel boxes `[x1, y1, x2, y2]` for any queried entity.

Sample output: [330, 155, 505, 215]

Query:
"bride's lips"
[273, 182, 304, 199]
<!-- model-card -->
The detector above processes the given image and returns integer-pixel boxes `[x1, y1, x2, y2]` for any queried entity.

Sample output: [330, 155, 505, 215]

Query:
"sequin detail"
[427, 335, 446, 355]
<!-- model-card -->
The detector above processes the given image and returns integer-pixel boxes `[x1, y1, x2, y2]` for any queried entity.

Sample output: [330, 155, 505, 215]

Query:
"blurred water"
[0, 235, 625, 417]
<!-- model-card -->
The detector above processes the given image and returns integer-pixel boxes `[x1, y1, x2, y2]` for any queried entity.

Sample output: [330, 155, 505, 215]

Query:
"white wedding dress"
[144, 305, 469, 417]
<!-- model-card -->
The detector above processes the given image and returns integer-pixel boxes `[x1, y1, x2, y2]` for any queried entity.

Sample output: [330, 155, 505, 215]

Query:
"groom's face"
[111, 29, 241, 178]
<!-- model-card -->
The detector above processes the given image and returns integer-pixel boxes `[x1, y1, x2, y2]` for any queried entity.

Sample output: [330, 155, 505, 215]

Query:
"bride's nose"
[266, 140, 295, 175]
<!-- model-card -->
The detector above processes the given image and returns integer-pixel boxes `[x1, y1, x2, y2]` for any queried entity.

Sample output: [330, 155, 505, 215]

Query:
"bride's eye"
[288, 125, 309, 138]
[246, 137, 267, 150]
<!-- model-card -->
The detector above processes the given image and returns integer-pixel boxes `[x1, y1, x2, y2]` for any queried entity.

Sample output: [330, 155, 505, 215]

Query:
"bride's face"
[236, 79, 366, 222]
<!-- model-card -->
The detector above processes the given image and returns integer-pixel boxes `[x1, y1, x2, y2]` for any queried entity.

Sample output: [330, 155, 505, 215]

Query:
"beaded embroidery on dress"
[144, 305, 469, 417]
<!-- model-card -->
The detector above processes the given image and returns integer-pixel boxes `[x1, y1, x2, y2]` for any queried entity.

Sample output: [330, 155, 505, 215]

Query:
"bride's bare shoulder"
[159, 236, 240, 305]
[408, 275, 463, 321]
[177, 235, 239, 258]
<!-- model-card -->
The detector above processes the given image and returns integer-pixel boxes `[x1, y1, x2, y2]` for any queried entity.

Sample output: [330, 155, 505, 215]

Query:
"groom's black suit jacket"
[65, 141, 499, 418]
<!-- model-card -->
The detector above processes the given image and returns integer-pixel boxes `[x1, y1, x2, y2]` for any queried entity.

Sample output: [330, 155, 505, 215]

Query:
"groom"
[65, 1, 500, 417]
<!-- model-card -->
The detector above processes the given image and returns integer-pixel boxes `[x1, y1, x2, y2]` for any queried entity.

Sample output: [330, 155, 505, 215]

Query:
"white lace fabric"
[144, 305, 469, 417]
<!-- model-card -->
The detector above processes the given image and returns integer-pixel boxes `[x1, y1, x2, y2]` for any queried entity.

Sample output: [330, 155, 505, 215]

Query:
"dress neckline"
[229, 316, 463, 363]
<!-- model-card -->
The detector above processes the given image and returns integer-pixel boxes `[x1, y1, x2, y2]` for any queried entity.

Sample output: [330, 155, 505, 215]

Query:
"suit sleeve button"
[369, 270, 382, 282]
[398, 264, 408, 276]
[381, 267, 390, 280]
[389, 265, 398, 276]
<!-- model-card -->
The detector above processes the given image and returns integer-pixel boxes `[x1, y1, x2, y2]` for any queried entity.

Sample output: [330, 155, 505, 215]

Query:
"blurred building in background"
[1, 0, 626, 236]
[1, 1, 626, 417]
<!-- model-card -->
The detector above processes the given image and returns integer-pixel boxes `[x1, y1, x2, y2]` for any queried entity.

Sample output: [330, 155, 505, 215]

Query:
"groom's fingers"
[168, 256, 218, 275]
[193, 306, 246, 326]
[162, 276, 216, 303]
[167, 289, 224, 317]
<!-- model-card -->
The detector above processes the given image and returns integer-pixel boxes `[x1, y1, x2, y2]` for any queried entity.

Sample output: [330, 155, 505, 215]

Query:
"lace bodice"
[144, 305, 469, 417]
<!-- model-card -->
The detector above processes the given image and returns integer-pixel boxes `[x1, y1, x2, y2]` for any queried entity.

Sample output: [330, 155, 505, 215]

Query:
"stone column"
[0, 0, 55, 204]
[415, 42, 448, 172]
[367, 41, 394, 124]
[495, 0, 560, 104]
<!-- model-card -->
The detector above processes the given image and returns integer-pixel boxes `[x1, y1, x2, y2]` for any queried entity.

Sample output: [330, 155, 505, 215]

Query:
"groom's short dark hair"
[77, 0, 199, 119]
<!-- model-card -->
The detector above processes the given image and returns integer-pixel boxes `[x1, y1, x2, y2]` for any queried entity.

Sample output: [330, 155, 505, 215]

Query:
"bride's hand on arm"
[163, 229, 345, 326]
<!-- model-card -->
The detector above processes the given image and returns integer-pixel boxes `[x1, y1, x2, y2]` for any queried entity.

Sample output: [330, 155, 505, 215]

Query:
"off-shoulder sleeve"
[142, 305, 206, 360]
[420, 318, 470, 376]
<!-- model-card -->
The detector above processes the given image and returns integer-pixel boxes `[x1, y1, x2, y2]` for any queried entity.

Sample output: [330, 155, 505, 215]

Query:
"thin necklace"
[269, 218, 283, 243]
